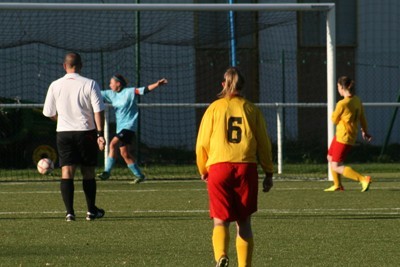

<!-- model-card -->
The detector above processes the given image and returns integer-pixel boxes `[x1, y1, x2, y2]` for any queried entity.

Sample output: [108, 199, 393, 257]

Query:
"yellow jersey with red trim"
[196, 96, 273, 175]
[332, 95, 368, 145]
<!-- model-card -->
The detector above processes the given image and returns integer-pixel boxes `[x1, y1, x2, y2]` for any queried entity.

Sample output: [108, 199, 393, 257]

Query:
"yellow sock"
[343, 166, 364, 181]
[330, 167, 341, 187]
[236, 236, 254, 267]
[212, 225, 230, 262]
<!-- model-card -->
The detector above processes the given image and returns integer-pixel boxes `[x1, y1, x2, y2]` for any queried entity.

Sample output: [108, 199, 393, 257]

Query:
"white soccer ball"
[37, 158, 54, 175]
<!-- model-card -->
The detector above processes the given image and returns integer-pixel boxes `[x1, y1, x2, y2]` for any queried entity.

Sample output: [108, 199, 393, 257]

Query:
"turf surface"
[1, 178, 399, 266]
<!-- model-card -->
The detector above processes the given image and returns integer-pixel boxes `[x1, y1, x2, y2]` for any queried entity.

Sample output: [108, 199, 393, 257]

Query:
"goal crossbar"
[0, 3, 334, 12]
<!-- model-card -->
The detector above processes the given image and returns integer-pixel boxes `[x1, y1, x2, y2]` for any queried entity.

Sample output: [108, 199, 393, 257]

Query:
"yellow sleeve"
[255, 110, 274, 174]
[331, 101, 343, 125]
[195, 106, 213, 175]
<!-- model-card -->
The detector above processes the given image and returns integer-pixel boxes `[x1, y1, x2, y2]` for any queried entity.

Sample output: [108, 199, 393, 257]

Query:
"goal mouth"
[0, 3, 335, 180]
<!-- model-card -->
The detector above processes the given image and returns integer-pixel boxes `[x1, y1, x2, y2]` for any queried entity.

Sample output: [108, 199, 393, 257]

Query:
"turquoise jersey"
[101, 87, 146, 133]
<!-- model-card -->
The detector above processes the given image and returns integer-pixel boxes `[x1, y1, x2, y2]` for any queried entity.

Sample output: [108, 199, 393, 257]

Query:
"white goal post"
[0, 2, 336, 179]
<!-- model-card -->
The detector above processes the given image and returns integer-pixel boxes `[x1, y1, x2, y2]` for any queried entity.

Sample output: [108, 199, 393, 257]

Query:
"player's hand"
[263, 172, 273, 193]
[201, 173, 208, 182]
[362, 131, 372, 142]
[97, 136, 106, 151]
[158, 78, 168, 86]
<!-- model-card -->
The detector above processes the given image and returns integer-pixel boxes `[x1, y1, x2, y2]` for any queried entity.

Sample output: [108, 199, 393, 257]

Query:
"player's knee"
[119, 150, 128, 159]
[213, 218, 229, 228]
[109, 142, 118, 150]
[331, 163, 344, 173]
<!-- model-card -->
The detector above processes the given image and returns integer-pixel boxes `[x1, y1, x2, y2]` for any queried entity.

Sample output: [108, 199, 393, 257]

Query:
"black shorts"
[57, 130, 98, 167]
[116, 129, 136, 147]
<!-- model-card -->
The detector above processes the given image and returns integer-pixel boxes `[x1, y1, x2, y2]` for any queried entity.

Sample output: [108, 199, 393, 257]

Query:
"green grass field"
[2, 162, 400, 181]
[1, 172, 399, 266]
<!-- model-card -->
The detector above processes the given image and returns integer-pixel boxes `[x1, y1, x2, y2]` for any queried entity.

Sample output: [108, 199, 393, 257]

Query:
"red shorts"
[328, 136, 353, 162]
[207, 162, 258, 222]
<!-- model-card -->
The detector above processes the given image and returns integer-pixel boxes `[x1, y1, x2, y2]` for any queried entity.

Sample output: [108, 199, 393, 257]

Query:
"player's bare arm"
[147, 78, 168, 91]
[94, 111, 106, 151]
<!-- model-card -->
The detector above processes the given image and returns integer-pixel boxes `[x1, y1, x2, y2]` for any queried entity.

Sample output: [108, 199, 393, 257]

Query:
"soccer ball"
[37, 158, 54, 175]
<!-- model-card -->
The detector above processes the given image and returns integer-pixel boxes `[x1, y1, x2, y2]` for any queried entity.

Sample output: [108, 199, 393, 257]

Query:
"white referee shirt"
[43, 73, 105, 132]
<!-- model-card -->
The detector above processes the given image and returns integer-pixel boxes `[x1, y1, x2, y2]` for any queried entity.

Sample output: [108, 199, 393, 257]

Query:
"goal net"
[0, 2, 335, 181]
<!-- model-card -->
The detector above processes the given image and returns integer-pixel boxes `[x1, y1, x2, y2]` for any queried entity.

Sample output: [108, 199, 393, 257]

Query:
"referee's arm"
[94, 111, 105, 151]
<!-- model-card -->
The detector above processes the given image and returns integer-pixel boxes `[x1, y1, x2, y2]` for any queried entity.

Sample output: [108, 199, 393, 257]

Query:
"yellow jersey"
[196, 96, 273, 175]
[332, 95, 368, 145]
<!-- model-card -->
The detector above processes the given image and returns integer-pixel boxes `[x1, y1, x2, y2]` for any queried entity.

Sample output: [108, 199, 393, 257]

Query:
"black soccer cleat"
[86, 208, 105, 221]
[65, 213, 76, 222]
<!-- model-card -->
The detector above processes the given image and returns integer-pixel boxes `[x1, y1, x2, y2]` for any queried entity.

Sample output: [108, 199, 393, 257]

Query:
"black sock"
[60, 179, 74, 215]
[82, 178, 97, 213]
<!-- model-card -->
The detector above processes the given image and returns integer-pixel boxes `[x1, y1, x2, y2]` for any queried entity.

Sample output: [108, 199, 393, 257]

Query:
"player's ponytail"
[337, 76, 355, 94]
[218, 67, 245, 98]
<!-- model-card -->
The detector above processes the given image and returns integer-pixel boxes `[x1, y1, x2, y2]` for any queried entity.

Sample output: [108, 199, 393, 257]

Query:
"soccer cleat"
[97, 171, 110, 180]
[216, 256, 229, 267]
[361, 176, 372, 192]
[324, 185, 345, 192]
[131, 166, 145, 180]
[65, 213, 76, 222]
[132, 175, 146, 184]
[86, 208, 105, 221]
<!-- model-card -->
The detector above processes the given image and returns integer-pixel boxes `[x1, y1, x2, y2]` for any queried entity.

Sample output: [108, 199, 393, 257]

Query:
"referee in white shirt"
[43, 52, 106, 222]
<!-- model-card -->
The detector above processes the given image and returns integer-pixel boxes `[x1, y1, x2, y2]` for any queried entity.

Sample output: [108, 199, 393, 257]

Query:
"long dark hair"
[112, 74, 128, 88]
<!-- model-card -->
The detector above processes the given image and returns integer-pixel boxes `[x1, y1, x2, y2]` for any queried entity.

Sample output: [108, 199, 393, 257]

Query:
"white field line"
[1, 184, 399, 215]
[0, 179, 327, 186]
[1, 208, 399, 216]
[0, 186, 399, 194]
[0, 188, 206, 194]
